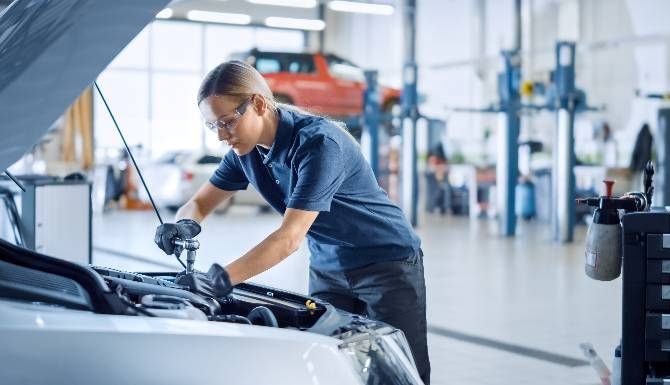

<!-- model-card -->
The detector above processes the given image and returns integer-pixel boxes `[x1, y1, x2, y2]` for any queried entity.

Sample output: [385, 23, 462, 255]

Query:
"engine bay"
[0, 236, 389, 342]
[0, 237, 331, 331]
[93, 266, 328, 329]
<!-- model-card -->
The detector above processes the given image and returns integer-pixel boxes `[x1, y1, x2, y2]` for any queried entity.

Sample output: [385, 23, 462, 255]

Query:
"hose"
[247, 306, 279, 327]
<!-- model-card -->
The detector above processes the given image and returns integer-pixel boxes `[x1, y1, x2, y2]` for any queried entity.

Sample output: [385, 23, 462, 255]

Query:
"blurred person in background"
[425, 143, 449, 215]
[629, 122, 653, 188]
[598, 121, 618, 167]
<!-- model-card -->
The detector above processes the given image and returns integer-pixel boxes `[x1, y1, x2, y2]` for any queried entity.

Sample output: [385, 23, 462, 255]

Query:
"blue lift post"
[401, 63, 419, 227]
[401, 0, 419, 227]
[362, 70, 380, 177]
[496, 50, 522, 237]
[551, 41, 578, 243]
[444, 49, 522, 236]
[446, 41, 594, 240]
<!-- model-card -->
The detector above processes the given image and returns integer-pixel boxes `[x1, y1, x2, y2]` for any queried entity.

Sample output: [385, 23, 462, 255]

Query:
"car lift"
[359, 1, 419, 227]
[401, 0, 419, 227]
[361, 70, 381, 178]
[446, 41, 596, 241]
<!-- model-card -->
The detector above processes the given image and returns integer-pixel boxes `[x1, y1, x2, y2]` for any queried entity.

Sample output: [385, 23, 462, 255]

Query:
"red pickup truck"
[231, 49, 401, 120]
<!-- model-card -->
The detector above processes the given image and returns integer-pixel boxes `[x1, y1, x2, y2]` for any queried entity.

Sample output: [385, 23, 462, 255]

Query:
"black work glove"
[175, 263, 232, 298]
[207, 263, 233, 297]
[154, 219, 201, 255]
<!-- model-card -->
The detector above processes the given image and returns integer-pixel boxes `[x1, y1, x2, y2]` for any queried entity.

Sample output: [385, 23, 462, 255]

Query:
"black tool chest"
[622, 211, 670, 384]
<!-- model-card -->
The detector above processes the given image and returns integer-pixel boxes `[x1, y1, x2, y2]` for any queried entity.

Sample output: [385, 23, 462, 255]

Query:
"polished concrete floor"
[93, 207, 619, 385]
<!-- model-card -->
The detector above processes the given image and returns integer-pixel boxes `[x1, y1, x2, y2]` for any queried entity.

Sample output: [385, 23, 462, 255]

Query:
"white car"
[0, 1, 423, 384]
[145, 151, 270, 213]
[0, 244, 421, 385]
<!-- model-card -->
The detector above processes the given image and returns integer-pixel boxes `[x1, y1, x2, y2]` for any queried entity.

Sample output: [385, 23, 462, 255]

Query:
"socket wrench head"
[173, 238, 200, 251]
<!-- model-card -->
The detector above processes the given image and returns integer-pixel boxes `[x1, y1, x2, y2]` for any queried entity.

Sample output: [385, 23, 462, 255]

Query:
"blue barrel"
[515, 180, 536, 220]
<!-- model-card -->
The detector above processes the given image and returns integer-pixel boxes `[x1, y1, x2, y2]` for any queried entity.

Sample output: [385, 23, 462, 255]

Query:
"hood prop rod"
[3, 170, 26, 192]
[93, 81, 186, 270]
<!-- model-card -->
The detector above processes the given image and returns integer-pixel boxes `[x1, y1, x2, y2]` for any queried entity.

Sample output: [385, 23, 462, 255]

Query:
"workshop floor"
[93, 207, 618, 385]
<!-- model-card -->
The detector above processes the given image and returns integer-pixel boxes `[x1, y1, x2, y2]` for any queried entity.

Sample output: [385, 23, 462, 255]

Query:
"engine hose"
[247, 306, 279, 327]
[212, 314, 252, 325]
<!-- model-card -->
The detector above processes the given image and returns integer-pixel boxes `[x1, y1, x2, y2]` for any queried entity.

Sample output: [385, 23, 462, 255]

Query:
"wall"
[94, 20, 304, 161]
[322, 1, 404, 87]
[528, 0, 670, 166]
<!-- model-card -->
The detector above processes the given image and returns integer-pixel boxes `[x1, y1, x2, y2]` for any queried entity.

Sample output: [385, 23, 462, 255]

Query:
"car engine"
[93, 266, 327, 329]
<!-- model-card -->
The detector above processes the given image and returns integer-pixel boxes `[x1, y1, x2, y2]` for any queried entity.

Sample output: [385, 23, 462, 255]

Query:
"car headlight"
[338, 325, 423, 385]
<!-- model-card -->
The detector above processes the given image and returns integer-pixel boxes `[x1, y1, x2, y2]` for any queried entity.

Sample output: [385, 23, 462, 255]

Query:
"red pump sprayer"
[576, 162, 654, 281]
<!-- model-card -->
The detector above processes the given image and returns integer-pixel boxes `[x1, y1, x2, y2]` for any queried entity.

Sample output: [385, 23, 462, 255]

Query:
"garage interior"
[1, 1, 670, 384]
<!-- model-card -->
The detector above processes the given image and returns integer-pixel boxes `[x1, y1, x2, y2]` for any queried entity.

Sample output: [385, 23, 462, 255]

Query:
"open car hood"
[0, 0, 170, 171]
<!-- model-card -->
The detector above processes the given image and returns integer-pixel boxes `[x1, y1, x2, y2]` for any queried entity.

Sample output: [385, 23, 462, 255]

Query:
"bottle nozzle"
[603, 180, 615, 198]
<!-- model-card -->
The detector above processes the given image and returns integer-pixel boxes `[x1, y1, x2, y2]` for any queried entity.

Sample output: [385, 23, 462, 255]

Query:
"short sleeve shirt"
[210, 107, 421, 271]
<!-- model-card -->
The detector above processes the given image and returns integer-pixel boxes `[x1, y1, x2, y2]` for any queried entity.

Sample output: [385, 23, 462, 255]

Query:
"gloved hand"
[154, 219, 201, 255]
[207, 263, 233, 297]
[175, 263, 232, 298]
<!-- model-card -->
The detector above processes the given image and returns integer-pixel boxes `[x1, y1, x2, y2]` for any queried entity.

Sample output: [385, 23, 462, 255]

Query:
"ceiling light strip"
[247, 0, 318, 8]
[328, 1, 394, 16]
[265, 17, 325, 31]
[186, 10, 252, 25]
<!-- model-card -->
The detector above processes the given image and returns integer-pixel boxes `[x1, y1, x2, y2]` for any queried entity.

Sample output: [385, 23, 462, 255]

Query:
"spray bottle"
[577, 161, 654, 281]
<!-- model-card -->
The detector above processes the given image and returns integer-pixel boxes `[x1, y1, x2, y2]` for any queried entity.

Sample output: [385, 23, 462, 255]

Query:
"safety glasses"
[203, 97, 252, 134]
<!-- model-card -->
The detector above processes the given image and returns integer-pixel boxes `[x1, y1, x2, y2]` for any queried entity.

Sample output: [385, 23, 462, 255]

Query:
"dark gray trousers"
[309, 253, 431, 385]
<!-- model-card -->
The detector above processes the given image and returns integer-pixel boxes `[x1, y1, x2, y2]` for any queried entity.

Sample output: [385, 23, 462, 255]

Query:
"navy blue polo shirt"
[209, 107, 421, 271]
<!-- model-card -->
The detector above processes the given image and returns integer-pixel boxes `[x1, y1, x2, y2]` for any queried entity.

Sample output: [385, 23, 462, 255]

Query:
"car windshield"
[326, 55, 365, 82]
[156, 151, 184, 164]
[156, 151, 190, 164]
[244, 52, 316, 75]
[197, 155, 222, 164]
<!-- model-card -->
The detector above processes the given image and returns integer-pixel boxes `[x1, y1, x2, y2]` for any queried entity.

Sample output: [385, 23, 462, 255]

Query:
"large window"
[94, 21, 304, 160]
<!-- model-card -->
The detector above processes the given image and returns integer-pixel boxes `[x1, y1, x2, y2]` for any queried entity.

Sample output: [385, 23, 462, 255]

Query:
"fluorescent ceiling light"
[186, 10, 251, 25]
[155, 8, 173, 19]
[247, 0, 317, 8]
[265, 17, 325, 31]
[328, 1, 394, 15]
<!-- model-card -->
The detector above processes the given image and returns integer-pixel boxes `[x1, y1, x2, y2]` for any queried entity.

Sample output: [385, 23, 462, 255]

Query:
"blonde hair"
[197, 60, 277, 111]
